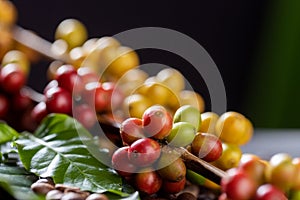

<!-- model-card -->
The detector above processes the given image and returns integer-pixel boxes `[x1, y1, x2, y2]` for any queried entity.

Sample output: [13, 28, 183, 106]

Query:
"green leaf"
[0, 164, 43, 200]
[15, 114, 125, 196]
[0, 123, 20, 144]
[106, 191, 140, 200]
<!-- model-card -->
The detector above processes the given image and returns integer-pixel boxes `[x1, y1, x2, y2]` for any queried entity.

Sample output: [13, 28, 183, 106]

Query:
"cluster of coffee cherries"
[0, 49, 37, 131]
[199, 112, 298, 200]
[111, 104, 224, 197]
[219, 152, 300, 200]
[50, 18, 139, 82]
[198, 111, 253, 172]
[31, 64, 124, 130]
[118, 67, 205, 120]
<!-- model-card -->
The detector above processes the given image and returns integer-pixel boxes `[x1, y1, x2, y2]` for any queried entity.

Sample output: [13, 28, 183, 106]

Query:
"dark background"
[12, 0, 293, 128]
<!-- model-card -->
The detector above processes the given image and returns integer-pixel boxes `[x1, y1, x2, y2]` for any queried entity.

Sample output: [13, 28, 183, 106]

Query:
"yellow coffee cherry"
[123, 94, 152, 118]
[268, 153, 298, 192]
[212, 143, 242, 171]
[156, 68, 185, 93]
[0, 26, 13, 60]
[0, 0, 17, 25]
[199, 112, 219, 134]
[69, 47, 86, 68]
[55, 18, 88, 49]
[105, 46, 139, 78]
[82, 38, 98, 54]
[47, 60, 64, 80]
[179, 90, 205, 113]
[82, 44, 116, 77]
[95, 36, 120, 49]
[144, 82, 172, 106]
[116, 68, 148, 96]
[215, 111, 253, 146]
[2, 50, 30, 75]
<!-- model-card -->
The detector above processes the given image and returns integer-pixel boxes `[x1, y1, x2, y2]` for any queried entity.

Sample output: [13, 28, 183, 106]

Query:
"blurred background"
[10, 0, 300, 128]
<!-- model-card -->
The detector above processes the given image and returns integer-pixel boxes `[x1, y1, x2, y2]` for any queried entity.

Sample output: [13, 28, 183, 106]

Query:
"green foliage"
[14, 114, 126, 196]
[0, 123, 19, 144]
[0, 165, 43, 200]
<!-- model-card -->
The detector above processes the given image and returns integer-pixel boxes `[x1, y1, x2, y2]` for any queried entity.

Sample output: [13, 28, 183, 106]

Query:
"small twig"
[177, 147, 226, 184]
[12, 25, 70, 63]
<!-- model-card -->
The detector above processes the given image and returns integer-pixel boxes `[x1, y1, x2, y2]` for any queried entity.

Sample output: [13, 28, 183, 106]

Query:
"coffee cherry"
[191, 132, 222, 162]
[292, 157, 300, 190]
[221, 168, 257, 200]
[116, 68, 148, 96]
[179, 90, 205, 113]
[45, 87, 72, 114]
[54, 64, 76, 79]
[0, 0, 17, 25]
[77, 67, 98, 85]
[134, 169, 162, 195]
[0, 63, 26, 94]
[0, 27, 13, 60]
[156, 68, 185, 94]
[112, 146, 137, 177]
[213, 143, 242, 171]
[44, 80, 59, 94]
[142, 105, 173, 139]
[73, 104, 96, 129]
[55, 19, 87, 49]
[157, 158, 186, 182]
[238, 154, 266, 185]
[215, 111, 253, 145]
[128, 138, 161, 167]
[255, 184, 287, 200]
[101, 82, 123, 111]
[12, 90, 32, 111]
[2, 50, 30, 75]
[218, 193, 229, 200]
[95, 36, 121, 49]
[123, 94, 153, 118]
[120, 117, 145, 145]
[161, 177, 186, 194]
[82, 82, 99, 105]
[269, 153, 292, 166]
[166, 122, 196, 147]
[143, 82, 174, 106]
[84, 82, 119, 113]
[199, 112, 219, 134]
[268, 153, 298, 192]
[31, 102, 48, 124]
[53, 65, 83, 96]
[0, 94, 9, 118]
[173, 105, 201, 131]
[69, 47, 86, 67]
[94, 83, 110, 112]
[105, 46, 139, 78]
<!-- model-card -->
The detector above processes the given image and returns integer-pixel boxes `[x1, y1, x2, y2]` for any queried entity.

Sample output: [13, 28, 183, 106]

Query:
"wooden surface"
[241, 129, 300, 159]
